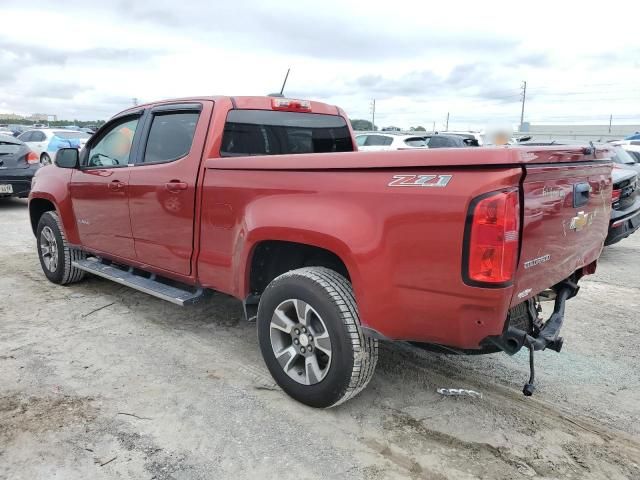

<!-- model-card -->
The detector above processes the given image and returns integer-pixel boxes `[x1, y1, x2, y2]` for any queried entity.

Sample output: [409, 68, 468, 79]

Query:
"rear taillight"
[271, 98, 311, 112]
[26, 151, 39, 164]
[611, 188, 621, 204]
[464, 189, 520, 286]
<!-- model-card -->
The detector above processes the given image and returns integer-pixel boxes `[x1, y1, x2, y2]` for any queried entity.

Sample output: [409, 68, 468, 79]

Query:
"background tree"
[349, 119, 376, 131]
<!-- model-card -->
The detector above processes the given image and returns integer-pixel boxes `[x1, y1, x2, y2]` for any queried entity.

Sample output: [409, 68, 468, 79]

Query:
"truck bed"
[199, 146, 612, 348]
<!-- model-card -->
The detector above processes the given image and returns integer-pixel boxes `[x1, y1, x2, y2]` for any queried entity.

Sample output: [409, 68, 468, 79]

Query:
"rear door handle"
[165, 181, 188, 192]
[108, 180, 125, 191]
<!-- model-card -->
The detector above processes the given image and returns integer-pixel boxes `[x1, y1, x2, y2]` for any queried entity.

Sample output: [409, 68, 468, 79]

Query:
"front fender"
[29, 166, 79, 244]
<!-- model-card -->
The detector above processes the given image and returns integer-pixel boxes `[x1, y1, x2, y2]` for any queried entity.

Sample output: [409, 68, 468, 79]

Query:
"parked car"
[439, 131, 484, 146]
[0, 129, 15, 137]
[624, 132, 640, 141]
[621, 143, 640, 163]
[356, 132, 427, 150]
[7, 125, 28, 137]
[29, 95, 612, 407]
[0, 134, 41, 198]
[17, 129, 91, 165]
[612, 145, 640, 174]
[606, 166, 640, 245]
[422, 134, 469, 148]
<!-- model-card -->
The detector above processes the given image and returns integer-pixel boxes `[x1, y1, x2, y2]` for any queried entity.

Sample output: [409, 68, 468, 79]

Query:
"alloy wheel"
[269, 299, 332, 385]
[40, 226, 59, 272]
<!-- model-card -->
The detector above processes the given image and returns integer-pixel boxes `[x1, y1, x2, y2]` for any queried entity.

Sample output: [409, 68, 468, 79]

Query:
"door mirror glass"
[55, 148, 79, 168]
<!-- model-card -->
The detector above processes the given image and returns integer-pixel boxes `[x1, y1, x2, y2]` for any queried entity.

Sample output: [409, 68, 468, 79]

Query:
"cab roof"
[116, 96, 342, 118]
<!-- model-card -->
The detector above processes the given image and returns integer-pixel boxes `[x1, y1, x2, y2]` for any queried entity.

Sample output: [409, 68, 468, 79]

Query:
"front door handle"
[165, 181, 188, 192]
[108, 180, 125, 191]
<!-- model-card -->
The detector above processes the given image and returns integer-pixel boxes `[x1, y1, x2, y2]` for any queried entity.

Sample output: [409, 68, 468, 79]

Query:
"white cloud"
[1, 0, 639, 129]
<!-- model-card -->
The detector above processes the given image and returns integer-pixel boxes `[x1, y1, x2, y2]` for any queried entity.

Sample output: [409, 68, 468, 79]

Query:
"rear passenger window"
[32, 132, 46, 142]
[143, 112, 199, 163]
[356, 135, 368, 146]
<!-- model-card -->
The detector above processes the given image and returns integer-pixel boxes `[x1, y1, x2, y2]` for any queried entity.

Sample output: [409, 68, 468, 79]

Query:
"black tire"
[257, 267, 378, 408]
[41, 153, 51, 165]
[36, 211, 86, 285]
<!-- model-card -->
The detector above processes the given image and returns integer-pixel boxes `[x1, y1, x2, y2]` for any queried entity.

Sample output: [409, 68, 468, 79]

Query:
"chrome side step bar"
[72, 258, 204, 306]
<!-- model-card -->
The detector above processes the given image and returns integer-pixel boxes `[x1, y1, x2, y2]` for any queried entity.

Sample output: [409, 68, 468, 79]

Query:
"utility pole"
[432, 121, 435, 133]
[445, 112, 449, 131]
[519, 81, 527, 131]
[609, 114, 613, 133]
[370, 99, 376, 131]
[132, 97, 139, 107]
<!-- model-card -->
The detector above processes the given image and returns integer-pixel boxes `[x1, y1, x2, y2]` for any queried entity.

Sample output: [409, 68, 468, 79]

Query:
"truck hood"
[206, 146, 613, 171]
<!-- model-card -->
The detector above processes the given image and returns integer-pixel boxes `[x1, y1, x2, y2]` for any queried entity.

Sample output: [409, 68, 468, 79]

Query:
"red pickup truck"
[29, 96, 613, 407]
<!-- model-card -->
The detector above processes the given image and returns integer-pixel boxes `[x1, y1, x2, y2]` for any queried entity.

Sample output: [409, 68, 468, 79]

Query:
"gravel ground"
[1, 197, 639, 480]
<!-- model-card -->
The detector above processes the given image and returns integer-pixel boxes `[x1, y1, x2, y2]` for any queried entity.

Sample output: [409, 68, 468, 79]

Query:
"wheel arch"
[29, 197, 57, 236]
[246, 239, 352, 296]
[238, 226, 365, 300]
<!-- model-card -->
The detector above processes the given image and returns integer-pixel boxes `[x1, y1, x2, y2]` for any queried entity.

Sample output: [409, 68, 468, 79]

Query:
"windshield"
[221, 110, 353, 156]
[613, 147, 637, 165]
[54, 131, 91, 139]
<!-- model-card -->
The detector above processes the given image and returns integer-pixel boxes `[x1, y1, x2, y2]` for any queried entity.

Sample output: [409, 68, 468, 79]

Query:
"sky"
[1, 0, 639, 130]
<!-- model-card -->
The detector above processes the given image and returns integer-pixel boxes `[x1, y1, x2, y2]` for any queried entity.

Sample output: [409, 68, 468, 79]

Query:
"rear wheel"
[40, 153, 52, 165]
[36, 211, 86, 285]
[257, 267, 378, 408]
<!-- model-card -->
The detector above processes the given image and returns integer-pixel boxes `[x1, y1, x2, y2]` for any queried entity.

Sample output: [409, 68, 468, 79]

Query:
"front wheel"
[36, 211, 86, 285]
[257, 267, 378, 408]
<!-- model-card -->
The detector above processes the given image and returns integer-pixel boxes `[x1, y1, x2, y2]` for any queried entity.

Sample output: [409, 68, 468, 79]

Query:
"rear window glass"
[54, 131, 91, 139]
[364, 135, 393, 146]
[0, 135, 20, 144]
[0, 139, 21, 153]
[404, 137, 427, 147]
[221, 110, 353, 156]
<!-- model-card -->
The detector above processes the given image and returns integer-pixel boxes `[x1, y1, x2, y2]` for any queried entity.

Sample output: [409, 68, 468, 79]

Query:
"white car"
[355, 133, 427, 151]
[622, 142, 640, 163]
[17, 128, 91, 165]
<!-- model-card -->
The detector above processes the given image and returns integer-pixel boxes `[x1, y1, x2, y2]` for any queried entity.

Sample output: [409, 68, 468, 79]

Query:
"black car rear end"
[606, 167, 640, 245]
[0, 135, 40, 198]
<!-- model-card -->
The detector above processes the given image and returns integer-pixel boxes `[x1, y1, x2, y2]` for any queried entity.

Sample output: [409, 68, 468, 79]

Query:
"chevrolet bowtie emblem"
[569, 211, 594, 232]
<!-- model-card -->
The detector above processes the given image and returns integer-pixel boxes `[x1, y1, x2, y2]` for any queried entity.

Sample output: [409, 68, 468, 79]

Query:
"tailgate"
[511, 161, 612, 305]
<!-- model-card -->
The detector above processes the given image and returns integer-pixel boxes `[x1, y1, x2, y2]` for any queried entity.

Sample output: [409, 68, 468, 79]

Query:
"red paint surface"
[29, 96, 613, 349]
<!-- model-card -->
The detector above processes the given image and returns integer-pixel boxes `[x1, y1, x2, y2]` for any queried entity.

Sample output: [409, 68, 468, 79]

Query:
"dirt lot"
[1, 197, 639, 480]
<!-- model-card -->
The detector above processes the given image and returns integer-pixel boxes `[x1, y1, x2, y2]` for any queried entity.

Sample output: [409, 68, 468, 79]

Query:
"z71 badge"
[388, 174, 452, 187]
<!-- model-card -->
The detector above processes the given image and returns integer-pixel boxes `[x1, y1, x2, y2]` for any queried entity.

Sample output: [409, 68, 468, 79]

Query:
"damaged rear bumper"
[481, 279, 580, 396]
[483, 280, 578, 355]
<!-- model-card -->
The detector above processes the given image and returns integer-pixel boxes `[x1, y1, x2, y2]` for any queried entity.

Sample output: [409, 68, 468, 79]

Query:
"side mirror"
[55, 148, 79, 168]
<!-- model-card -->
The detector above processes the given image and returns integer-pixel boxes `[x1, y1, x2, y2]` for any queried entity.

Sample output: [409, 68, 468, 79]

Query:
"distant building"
[519, 122, 640, 141]
[0, 112, 58, 122]
[28, 113, 57, 122]
[0, 113, 24, 120]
